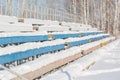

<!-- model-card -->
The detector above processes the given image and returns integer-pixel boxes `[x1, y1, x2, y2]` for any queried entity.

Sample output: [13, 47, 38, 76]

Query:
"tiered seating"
[0, 31, 103, 45]
[0, 16, 111, 69]
[0, 15, 98, 32]
[0, 33, 109, 65]
[0, 15, 33, 32]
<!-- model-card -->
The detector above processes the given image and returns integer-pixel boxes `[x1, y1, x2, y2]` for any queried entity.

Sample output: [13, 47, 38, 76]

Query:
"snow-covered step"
[0, 22, 33, 32]
[0, 31, 103, 37]
[20, 19, 95, 32]
[37, 25, 70, 32]
[0, 15, 18, 23]
[61, 22, 91, 28]
[20, 18, 59, 25]
[70, 26, 93, 31]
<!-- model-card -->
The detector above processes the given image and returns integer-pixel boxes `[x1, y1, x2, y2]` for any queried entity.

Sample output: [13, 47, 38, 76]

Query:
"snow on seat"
[37, 25, 70, 32]
[0, 15, 18, 23]
[0, 31, 103, 45]
[0, 22, 33, 32]
[22, 18, 59, 26]
[0, 34, 110, 65]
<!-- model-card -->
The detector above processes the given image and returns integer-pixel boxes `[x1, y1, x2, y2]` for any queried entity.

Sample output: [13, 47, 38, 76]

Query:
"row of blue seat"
[0, 32, 103, 45]
[0, 34, 109, 64]
[69, 35, 110, 47]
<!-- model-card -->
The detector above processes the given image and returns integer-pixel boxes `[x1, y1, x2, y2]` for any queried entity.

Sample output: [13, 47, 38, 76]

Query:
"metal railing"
[0, 0, 81, 23]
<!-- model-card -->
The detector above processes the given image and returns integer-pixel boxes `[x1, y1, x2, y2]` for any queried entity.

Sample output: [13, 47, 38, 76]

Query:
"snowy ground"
[40, 38, 120, 80]
[77, 38, 120, 80]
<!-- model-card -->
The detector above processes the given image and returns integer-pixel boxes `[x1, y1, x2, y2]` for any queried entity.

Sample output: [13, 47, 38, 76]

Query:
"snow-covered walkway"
[77, 38, 120, 80]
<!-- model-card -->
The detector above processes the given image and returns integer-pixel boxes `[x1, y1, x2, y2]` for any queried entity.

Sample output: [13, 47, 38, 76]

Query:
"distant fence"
[0, 0, 81, 23]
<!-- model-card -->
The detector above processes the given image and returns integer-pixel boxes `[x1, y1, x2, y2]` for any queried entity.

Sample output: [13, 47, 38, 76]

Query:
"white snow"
[0, 31, 48, 37]
[0, 31, 103, 38]
[0, 15, 100, 32]
[40, 38, 119, 80]
[0, 22, 33, 32]
[0, 32, 42, 37]
[37, 25, 70, 32]
[65, 34, 108, 42]
[52, 31, 102, 34]
[23, 19, 59, 25]
[0, 15, 34, 32]
[0, 15, 18, 23]
[0, 39, 64, 56]
[0, 34, 108, 56]
[61, 22, 97, 31]
[75, 39, 120, 80]
[0, 37, 114, 80]
[0, 15, 114, 80]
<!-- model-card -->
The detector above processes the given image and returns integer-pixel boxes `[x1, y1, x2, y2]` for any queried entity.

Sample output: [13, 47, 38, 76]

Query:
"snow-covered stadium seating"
[0, 15, 115, 80]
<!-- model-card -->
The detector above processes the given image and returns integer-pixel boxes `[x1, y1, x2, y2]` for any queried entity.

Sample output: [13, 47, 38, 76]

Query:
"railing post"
[0, 0, 2, 15]
[21, 0, 25, 18]
[34, 0, 37, 19]
[7, 0, 12, 16]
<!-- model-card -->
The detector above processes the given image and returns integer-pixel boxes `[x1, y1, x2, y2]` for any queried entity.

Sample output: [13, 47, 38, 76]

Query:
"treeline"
[46, 0, 120, 36]
[2, 0, 120, 36]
